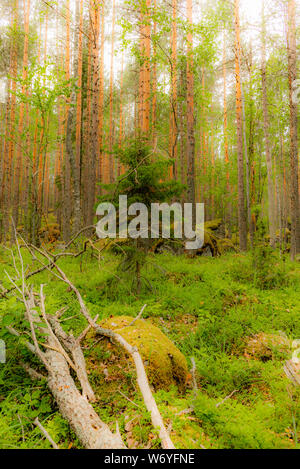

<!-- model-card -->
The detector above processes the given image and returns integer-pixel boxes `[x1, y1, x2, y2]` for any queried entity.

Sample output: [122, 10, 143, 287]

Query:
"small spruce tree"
[98, 137, 184, 294]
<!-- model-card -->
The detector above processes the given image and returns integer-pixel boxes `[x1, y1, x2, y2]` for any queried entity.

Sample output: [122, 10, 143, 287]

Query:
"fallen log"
[6, 236, 175, 449]
[24, 242, 175, 449]
[5, 242, 125, 449]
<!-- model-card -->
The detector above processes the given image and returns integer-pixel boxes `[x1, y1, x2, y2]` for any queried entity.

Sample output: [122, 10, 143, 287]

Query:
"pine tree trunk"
[4, 0, 18, 241]
[179, 63, 186, 187]
[286, 0, 300, 259]
[73, 0, 84, 234]
[98, 2, 105, 188]
[223, 32, 231, 232]
[12, 0, 30, 231]
[138, 0, 151, 136]
[169, 0, 177, 179]
[108, 0, 116, 183]
[86, 0, 100, 225]
[261, 0, 276, 247]
[143, 0, 151, 135]
[62, 0, 72, 242]
[118, 52, 124, 176]
[83, 12, 93, 215]
[151, 0, 157, 150]
[234, 0, 247, 251]
[186, 0, 195, 215]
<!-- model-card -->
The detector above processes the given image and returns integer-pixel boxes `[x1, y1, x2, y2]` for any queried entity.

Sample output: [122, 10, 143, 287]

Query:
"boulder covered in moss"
[204, 219, 222, 231]
[98, 316, 188, 391]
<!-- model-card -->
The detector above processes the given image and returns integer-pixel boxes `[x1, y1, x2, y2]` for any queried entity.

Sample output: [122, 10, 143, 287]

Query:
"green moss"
[99, 316, 188, 391]
[204, 219, 222, 231]
[1, 249, 299, 449]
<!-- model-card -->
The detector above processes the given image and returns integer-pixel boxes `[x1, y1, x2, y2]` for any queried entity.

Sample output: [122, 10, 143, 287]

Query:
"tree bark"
[87, 0, 101, 225]
[108, 0, 116, 183]
[186, 0, 195, 215]
[12, 0, 30, 231]
[234, 0, 247, 251]
[286, 0, 300, 259]
[261, 0, 276, 247]
[73, 0, 84, 233]
[169, 0, 177, 179]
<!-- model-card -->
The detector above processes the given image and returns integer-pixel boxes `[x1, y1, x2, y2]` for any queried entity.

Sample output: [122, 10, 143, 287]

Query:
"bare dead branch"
[21, 244, 175, 448]
[190, 357, 198, 397]
[34, 417, 59, 449]
[216, 390, 238, 408]
[21, 363, 46, 381]
[48, 315, 96, 402]
[77, 314, 99, 343]
[128, 304, 147, 327]
[6, 235, 125, 449]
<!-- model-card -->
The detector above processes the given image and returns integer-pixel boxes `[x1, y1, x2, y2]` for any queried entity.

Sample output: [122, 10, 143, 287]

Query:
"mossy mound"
[204, 219, 222, 231]
[98, 316, 188, 391]
[244, 333, 290, 362]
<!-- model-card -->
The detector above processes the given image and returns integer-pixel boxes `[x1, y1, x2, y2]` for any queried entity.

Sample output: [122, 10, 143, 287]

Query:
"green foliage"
[193, 393, 295, 449]
[98, 137, 184, 294]
[229, 246, 291, 290]
[12, 60, 73, 117]
[0, 248, 299, 449]
[251, 245, 287, 289]
[100, 137, 183, 207]
[195, 354, 264, 396]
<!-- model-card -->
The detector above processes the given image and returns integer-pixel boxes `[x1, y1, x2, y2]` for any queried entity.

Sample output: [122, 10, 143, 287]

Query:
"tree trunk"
[151, 0, 157, 150]
[118, 52, 124, 176]
[141, 0, 151, 135]
[73, 0, 84, 233]
[87, 0, 101, 225]
[169, 0, 177, 179]
[12, 0, 30, 231]
[46, 338, 125, 449]
[261, 0, 276, 247]
[98, 2, 105, 188]
[234, 0, 247, 251]
[286, 0, 300, 259]
[186, 0, 195, 215]
[4, 0, 18, 240]
[108, 0, 116, 183]
[62, 0, 72, 242]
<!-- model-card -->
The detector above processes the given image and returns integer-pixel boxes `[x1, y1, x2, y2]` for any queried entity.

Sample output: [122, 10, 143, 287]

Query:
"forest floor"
[0, 246, 299, 449]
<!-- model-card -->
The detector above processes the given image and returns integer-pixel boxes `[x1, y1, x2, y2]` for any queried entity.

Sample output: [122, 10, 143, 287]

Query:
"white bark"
[46, 335, 125, 449]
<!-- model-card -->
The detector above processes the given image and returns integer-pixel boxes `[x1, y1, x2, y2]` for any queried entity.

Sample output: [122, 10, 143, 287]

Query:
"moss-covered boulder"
[99, 316, 188, 391]
[217, 238, 237, 253]
[204, 219, 222, 231]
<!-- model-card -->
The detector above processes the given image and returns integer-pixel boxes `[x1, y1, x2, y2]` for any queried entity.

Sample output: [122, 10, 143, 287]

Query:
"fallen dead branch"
[6, 236, 175, 449]
[6, 237, 125, 449]
[0, 233, 102, 299]
[284, 361, 300, 387]
[34, 417, 59, 449]
[20, 241, 175, 449]
[216, 390, 238, 408]
[190, 357, 198, 397]
[128, 304, 147, 326]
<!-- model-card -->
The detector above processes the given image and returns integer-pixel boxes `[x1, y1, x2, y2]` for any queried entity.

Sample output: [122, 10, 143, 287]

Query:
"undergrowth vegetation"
[0, 246, 299, 449]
